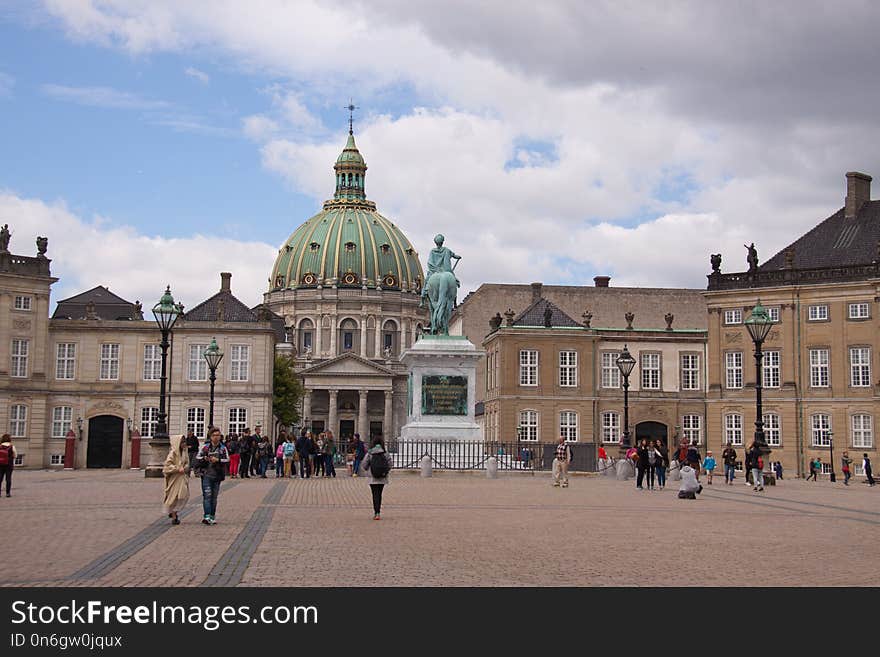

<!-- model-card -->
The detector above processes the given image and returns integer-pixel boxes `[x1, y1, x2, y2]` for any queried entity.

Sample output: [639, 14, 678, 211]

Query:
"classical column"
[360, 316, 367, 358]
[374, 320, 381, 358]
[328, 389, 338, 439]
[315, 315, 323, 356]
[303, 390, 312, 431]
[383, 389, 393, 440]
[358, 389, 369, 438]
[400, 320, 408, 353]
[329, 315, 337, 356]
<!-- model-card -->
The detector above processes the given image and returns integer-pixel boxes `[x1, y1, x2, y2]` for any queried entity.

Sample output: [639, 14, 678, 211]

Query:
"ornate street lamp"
[145, 285, 183, 478]
[203, 337, 224, 429]
[616, 345, 637, 449]
[744, 300, 774, 456]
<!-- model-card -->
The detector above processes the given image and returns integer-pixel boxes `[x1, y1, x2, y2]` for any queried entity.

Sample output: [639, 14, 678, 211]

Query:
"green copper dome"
[270, 132, 424, 292]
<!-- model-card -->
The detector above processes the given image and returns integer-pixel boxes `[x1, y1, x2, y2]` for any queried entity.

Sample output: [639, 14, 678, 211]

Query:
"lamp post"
[145, 285, 183, 478]
[744, 300, 774, 456]
[616, 345, 637, 450]
[204, 337, 224, 430]
[827, 431, 836, 483]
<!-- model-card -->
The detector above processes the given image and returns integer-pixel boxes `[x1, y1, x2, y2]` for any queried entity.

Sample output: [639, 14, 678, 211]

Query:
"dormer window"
[310, 242, 320, 251]
[380, 243, 391, 254]
[345, 242, 356, 252]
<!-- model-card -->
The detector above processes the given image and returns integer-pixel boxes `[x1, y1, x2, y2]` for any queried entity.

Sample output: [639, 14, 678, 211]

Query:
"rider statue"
[419, 234, 461, 335]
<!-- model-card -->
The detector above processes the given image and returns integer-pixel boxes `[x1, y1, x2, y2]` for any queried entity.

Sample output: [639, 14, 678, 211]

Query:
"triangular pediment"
[300, 352, 394, 377]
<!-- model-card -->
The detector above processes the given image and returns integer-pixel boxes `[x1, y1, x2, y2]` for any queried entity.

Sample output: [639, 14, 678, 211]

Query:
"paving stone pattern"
[3, 470, 880, 587]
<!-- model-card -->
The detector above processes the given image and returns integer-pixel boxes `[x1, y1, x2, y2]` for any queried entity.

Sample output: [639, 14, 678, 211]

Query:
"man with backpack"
[362, 435, 391, 519]
[0, 434, 16, 497]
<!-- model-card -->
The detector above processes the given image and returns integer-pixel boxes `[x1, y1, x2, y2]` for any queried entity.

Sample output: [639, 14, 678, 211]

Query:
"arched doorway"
[86, 415, 124, 468]
[635, 421, 668, 447]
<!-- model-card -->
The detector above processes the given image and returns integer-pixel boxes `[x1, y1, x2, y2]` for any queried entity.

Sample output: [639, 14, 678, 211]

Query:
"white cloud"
[242, 114, 280, 141]
[41, 83, 171, 110]
[0, 72, 14, 97]
[0, 191, 277, 309]
[184, 66, 209, 84]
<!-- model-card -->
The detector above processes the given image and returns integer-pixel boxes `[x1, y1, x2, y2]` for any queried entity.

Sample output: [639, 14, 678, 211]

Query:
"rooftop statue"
[0, 224, 10, 252]
[419, 234, 461, 335]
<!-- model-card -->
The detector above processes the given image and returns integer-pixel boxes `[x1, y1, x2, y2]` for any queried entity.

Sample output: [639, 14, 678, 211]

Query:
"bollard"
[486, 456, 498, 479]
[420, 454, 432, 477]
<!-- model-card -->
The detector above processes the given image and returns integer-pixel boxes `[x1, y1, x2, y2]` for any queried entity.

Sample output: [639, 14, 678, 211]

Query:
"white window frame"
[724, 413, 743, 446]
[602, 411, 620, 444]
[640, 352, 661, 390]
[13, 454, 23, 466]
[186, 407, 206, 439]
[11, 339, 28, 378]
[517, 410, 538, 442]
[811, 414, 831, 447]
[559, 411, 578, 442]
[50, 454, 64, 466]
[680, 353, 700, 391]
[820, 462, 833, 475]
[809, 348, 829, 388]
[13, 295, 32, 311]
[848, 302, 870, 320]
[852, 414, 873, 449]
[849, 347, 871, 387]
[55, 343, 76, 380]
[99, 343, 120, 381]
[808, 305, 828, 321]
[229, 344, 250, 382]
[724, 309, 742, 325]
[762, 350, 780, 388]
[228, 407, 248, 436]
[763, 412, 781, 447]
[600, 352, 620, 389]
[143, 344, 162, 381]
[188, 344, 208, 382]
[519, 350, 538, 387]
[51, 406, 73, 438]
[141, 407, 159, 438]
[559, 350, 577, 387]
[682, 414, 702, 445]
[9, 404, 27, 437]
[725, 352, 743, 389]
[767, 307, 780, 322]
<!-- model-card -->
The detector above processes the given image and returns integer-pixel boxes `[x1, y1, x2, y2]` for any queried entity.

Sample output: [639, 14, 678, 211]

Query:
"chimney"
[220, 272, 232, 293]
[530, 282, 543, 303]
[845, 171, 872, 219]
[593, 275, 610, 288]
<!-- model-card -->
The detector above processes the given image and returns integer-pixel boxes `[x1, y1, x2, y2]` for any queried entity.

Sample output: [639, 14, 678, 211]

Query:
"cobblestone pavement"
[3, 469, 879, 586]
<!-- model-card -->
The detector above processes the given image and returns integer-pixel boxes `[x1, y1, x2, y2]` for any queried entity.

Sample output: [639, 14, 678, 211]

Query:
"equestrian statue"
[419, 234, 461, 335]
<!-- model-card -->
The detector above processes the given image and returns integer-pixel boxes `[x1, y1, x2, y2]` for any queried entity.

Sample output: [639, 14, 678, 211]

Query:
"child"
[774, 461, 783, 481]
[702, 451, 717, 485]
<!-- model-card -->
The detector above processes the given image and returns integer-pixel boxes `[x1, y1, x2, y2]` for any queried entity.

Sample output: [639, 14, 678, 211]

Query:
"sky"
[1, 1, 879, 311]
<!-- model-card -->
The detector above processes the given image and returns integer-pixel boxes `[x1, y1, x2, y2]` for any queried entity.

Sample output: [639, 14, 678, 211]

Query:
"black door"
[339, 420, 355, 442]
[370, 421, 383, 440]
[86, 415, 124, 468]
[635, 421, 668, 447]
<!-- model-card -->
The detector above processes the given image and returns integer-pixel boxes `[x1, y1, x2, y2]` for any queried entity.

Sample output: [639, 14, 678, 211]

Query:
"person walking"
[283, 435, 296, 477]
[324, 433, 337, 478]
[863, 453, 875, 486]
[552, 436, 572, 488]
[806, 457, 818, 481]
[361, 435, 391, 519]
[226, 434, 240, 478]
[747, 441, 764, 492]
[195, 428, 229, 525]
[238, 428, 252, 478]
[722, 443, 737, 485]
[296, 431, 313, 478]
[773, 461, 783, 481]
[257, 433, 271, 478]
[185, 429, 200, 478]
[275, 442, 285, 478]
[703, 451, 717, 485]
[841, 452, 853, 486]
[351, 433, 366, 477]
[313, 433, 325, 477]
[162, 434, 189, 525]
[635, 439, 649, 490]
[0, 434, 17, 497]
[646, 440, 657, 490]
[653, 440, 668, 490]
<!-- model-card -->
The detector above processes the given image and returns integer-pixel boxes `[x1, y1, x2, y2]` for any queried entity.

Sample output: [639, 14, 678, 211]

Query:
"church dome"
[270, 131, 424, 292]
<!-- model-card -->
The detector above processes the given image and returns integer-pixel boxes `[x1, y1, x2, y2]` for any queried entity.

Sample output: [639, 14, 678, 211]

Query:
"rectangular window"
[724, 414, 742, 446]
[763, 413, 781, 447]
[302, 331, 313, 351]
[809, 349, 829, 387]
[763, 350, 780, 388]
[602, 412, 620, 443]
[186, 407, 206, 439]
[13, 295, 32, 311]
[519, 350, 538, 386]
[680, 354, 700, 391]
[52, 406, 72, 438]
[55, 343, 76, 380]
[383, 332, 393, 351]
[228, 407, 248, 436]
[852, 414, 873, 449]
[640, 353, 660, 390]
[559, 350, 577, 387]
[11, 339, 28, 378]
[767, 307, 780, 322]
[13, 454, 23, 466]
[600, 352, 620, 388]
[230, 344, 250, 381]
[559, 411, 578, 442]
[725, 352, 743, 389]
[820, 462, 833, 475]
[850, 347, 871, 387]
[848, 302, 870, 319]
[343, 332, 353, 351]
[140, 407, 159, 438]
[50, 454, 64, 465]
[143, 344, 162, 381]
[9, 404, 27, 437]
[188, 344, 208, 381]
[811, 414, 831, 447]
[682, 414, 702, 445]
[724, 309, 742, 325]
[808, 305, 828, 321]
[518, 410, 538, 442]
[99, 343, 120, 380]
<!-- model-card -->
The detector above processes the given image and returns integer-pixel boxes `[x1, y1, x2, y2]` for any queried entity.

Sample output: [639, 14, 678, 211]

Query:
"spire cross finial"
[346, 98, 359, 134]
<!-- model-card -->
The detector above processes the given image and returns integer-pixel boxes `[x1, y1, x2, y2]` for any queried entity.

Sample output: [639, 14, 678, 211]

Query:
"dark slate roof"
[761, 200, 880, 270]
[184, 290, 259, 323]
[251, 303, 287, 341]
[512, 298, 581, 328]
[52, 285, 138, 320]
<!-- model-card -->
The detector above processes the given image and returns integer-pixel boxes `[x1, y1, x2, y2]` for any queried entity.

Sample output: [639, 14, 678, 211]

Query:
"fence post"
[420, 454, 432, 477]
[486, 456, 498, 478]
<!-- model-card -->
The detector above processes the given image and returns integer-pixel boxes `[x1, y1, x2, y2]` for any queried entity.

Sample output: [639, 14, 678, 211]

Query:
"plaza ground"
[2, 468, 878, 587]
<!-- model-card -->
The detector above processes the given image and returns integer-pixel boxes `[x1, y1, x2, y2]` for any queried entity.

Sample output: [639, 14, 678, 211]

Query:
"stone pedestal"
[145, 436, 170, 478]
